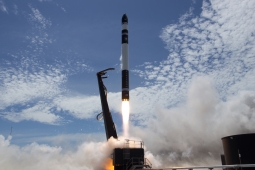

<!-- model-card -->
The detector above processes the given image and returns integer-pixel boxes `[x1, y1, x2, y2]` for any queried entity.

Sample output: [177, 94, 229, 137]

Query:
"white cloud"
[55, 3, 67, 13]
[31, 133, 104, 144]
[61, 7, 66, 12]
[25, 5, 53, 56]
[38, 0, 52, 2]
[52, 91, 122, 120]
[2, 102, 62, 125]
[0, 68, 66, 109]
[54, 95, 101, 119]
[13, 4, 18, 15]
[0, 3, 92, 124]
[0, 67, 66, 124]
[0, 0, 8, 13]
[28, 5, 51, 29]
[14, 133, 106, 150]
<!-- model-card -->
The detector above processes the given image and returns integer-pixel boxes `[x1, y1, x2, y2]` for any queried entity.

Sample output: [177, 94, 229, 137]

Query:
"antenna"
[10, 127, 12, 136]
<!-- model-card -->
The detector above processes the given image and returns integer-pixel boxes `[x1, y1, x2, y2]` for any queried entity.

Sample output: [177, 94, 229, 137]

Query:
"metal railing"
[126, 157, 152, 170]
[146, 164, 255, 170]
[124, 139, 144, 149]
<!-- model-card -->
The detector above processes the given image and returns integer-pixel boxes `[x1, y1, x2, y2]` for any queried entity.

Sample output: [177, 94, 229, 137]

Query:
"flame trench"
[122, 101, 130, 138]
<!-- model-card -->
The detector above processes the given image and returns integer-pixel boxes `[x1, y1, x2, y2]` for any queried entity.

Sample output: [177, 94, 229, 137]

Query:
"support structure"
[97, 68, 118, 140]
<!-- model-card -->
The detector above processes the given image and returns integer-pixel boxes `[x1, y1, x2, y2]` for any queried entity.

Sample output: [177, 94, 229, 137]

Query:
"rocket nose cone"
[122, 14, 128, 24]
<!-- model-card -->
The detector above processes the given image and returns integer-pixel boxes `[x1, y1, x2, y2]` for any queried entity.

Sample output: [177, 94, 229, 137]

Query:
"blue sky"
[0, 0, 255, 169]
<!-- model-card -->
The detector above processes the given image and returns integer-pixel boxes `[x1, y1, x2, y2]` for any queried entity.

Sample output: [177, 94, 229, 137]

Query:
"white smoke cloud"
[130, 76, 255, 167]
[0, 135, 127, 170]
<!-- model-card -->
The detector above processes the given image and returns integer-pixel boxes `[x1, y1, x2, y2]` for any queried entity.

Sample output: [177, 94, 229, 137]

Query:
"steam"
[0, 136, 127, 170]
[130, 76, 255, 168]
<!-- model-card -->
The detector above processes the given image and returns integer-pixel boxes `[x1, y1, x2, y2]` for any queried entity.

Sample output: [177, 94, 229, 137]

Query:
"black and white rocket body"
[122, 14, 129, 101]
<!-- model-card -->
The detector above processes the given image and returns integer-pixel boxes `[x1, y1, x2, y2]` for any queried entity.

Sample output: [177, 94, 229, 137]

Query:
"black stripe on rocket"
[122, 30, 128, 44]
[122, 70, 129, 100]
[122, 14, 129, 101]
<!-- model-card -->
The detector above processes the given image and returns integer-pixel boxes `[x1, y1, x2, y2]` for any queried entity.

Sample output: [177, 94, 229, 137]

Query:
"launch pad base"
[112, 140, 152, 170]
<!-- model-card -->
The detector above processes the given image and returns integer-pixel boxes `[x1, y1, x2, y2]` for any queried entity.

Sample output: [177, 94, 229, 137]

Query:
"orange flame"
[104, 158, 114, 170]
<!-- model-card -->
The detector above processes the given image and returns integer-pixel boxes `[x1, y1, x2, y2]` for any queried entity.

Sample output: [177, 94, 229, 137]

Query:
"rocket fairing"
[122, 14, 129, 101]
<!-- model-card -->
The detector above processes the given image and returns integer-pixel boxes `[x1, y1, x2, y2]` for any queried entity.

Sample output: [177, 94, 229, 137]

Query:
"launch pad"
[113, 140, 152, 170]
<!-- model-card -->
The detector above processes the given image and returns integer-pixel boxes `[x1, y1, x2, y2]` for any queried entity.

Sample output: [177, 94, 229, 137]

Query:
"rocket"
[121, 14, 129, 101]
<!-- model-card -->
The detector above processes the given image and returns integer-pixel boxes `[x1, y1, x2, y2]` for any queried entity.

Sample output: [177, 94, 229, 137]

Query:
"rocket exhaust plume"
[121, 14, 130, 137]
